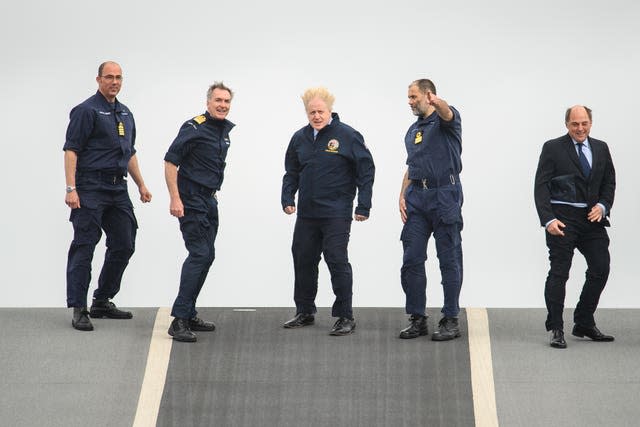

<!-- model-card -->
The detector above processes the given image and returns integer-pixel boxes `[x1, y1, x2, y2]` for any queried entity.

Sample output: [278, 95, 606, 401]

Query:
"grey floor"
[0, 307, 637, 426]
[489, 309, 640, 427]
[0, 308, 157, 427]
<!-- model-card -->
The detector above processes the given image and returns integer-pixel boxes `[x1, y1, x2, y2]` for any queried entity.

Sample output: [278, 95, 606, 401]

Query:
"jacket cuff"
[355, 207, 370, 217]
[281, 200, 295, 210]
[597, 202, 609, 216]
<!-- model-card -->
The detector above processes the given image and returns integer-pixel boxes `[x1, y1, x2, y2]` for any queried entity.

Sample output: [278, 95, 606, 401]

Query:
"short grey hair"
[207, 82, 234, 100]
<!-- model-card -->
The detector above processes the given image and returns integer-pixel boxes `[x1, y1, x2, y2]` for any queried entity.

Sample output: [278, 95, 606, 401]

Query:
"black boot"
[329, 317, 356, 336]
[72, 308, 94, 331]
[189, 317, 216, 332]
[168, 318, 197, 342]
[89, 299, 133, 319]
[431, 317, 461, 341]
[399, 315, 428, 339]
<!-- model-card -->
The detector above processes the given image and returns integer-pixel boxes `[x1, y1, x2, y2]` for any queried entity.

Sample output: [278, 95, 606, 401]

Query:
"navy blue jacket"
[281, 113, 375, 219]
[63, 91, 136, 175]
[405, 106, 462, 182]
[164, 112, 235, 191]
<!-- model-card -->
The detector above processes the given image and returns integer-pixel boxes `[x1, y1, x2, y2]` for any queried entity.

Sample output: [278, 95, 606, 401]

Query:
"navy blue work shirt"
[164, 112, 235, 191]
[281, 113, 375, 219]
[405, 106, 462, 181]
[63, 91, 136, 175]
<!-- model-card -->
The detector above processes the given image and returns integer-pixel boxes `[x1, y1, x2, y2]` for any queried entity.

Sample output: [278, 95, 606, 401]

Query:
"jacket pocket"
[549, 174, 577, 202]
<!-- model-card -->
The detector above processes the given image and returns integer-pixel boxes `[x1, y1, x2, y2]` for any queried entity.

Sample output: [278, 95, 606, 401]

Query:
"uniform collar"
[204, 111, 235, 130]
[95, 90, 121, 111]
[417, 109, 437, 124]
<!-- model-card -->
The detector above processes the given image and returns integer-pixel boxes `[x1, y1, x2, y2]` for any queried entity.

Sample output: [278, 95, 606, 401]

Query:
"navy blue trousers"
[172, 192, 219, 320]
[291, 217, 353, 319]
[400, 183, 463, 318]
[544, 204, 610, 331]
[66, 189, 137, 308]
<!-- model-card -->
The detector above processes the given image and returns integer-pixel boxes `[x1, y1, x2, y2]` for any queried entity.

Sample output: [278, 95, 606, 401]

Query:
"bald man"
[534, 105, 616, 349]
[64, 61, 152, 331]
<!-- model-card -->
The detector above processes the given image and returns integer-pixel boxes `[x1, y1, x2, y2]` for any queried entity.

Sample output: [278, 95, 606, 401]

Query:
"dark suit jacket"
[534, 133, 616, 227]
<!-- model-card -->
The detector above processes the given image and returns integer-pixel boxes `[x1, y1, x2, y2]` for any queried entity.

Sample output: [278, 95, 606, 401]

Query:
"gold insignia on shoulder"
[325, 139, 340, 153]
[193, 115, 206, 124]
[414, 131, 422, 144]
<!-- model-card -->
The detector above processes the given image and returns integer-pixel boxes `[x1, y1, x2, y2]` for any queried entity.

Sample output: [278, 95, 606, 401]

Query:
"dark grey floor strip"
[157, 307, 475, 427]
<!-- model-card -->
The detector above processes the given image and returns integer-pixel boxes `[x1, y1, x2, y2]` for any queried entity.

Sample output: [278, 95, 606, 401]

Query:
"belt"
[180, 178, 216, 198]
[77, 170, 125, 185]
[195, 185, 217, 198]
[411, 174, 458, 189]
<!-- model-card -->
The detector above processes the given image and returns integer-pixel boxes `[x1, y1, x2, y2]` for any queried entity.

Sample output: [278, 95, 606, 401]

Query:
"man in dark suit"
[534, 105, 616, 349]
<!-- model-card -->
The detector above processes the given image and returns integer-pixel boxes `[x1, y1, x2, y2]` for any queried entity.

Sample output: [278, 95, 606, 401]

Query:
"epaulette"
[193, 115, 206, 125]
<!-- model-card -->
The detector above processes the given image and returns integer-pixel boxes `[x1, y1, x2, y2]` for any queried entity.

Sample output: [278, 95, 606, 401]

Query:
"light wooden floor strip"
[133, 307, 173, 427]
[467, 307, 499, 427]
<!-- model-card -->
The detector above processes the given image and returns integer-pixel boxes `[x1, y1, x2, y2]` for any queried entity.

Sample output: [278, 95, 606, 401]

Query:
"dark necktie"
[576, 142, 591, 178]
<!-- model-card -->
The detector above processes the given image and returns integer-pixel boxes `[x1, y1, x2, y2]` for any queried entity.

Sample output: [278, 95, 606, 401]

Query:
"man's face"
[408, 85, 430, 117]
[207, 88, 232, 120]
[306, 97, 332, 130]
[566, 107, 592, 143]
[96, 62, 123, 101]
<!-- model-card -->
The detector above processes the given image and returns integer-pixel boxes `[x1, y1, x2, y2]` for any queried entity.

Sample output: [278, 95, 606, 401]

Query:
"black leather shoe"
[190, 317, 216, 332]
[572, 324, 614, 342]
[168, 318, 197, 342]
[89, 300, 133, 319]
[399, 315, 428, 339]
[72, 308, 94, 331]
[330, 317, 356, 336]
[283, 313, 315, 328]
[550, 329, 567, 348]
[431, 317, 461, 341]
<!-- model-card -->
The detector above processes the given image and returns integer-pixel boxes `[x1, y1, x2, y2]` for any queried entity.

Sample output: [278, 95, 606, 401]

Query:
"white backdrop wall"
[2, 1, 639, 308]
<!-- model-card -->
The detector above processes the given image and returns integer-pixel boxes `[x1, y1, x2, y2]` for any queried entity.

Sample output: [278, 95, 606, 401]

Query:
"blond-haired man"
[281, 87, 375, 335]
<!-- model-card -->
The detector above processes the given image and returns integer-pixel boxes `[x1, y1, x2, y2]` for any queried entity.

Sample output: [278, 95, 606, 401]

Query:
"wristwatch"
[66, 186, 76, 193]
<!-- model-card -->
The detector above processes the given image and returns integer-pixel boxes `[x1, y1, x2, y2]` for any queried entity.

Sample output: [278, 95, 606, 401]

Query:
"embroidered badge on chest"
[325, 139, 340, 153]
[414, 131, 423, 144]
[118, 122, 125, 136]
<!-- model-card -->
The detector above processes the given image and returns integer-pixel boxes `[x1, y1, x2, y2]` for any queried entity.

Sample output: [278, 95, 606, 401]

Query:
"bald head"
[98, 61, 120, 77]
[565, 105, 592, 143]
[565, 105, 592, 124]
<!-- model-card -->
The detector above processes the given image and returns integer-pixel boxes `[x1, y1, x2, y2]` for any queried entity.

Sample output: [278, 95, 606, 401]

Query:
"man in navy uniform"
[281, 87, 375, 336]
[534, 105, 616, 349]
[164, 82, 234, 343]
[398, 78, 464, 341]
[64, 61, 152, 331]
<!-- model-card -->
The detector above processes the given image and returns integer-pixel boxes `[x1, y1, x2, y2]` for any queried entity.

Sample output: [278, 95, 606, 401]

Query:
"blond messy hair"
[301, 87, 335, 110]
